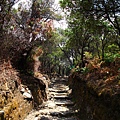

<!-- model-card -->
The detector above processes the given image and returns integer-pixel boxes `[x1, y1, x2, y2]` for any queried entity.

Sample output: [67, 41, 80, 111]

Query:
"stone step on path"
[50, 111, 77, 117]
[34, 116, 78, 120]
[48, 88, 69, 93]
[54, 95, 70, 99]
[24, 77, 79, 120]
[55, 100, 74, 106]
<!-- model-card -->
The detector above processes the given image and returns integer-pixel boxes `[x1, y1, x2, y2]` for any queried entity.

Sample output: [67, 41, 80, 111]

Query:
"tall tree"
[60, 0, 120, 35]
[0, 0, 56, 66]
[60, 0, 120, 63]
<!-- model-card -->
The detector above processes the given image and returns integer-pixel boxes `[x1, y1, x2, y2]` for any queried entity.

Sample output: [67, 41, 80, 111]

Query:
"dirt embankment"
[0, 59, 47, 120]
[68, 58, 120, 120]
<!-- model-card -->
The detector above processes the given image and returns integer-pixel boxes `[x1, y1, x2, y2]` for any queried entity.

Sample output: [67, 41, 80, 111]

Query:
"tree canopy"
[0, 0, 120, 74]
[60, 0, 120, 35]
[0, 0, 57, 65]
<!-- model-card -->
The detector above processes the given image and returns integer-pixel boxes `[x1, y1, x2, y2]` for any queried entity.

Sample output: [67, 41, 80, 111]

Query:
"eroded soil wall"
[0, 61, 47, 120]
[69, 74, 120, 120]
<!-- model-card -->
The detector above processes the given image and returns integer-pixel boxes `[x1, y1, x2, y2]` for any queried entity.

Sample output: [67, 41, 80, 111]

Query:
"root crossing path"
[24, 77, 79, 120]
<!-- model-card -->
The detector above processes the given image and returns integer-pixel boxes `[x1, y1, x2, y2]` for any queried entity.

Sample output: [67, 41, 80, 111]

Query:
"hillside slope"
[68, 58, 120, 120]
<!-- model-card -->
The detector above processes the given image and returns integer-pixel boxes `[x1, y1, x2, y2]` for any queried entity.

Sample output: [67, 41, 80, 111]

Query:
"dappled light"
[0, 0, 120, 120]
[24, 77, 79, 120]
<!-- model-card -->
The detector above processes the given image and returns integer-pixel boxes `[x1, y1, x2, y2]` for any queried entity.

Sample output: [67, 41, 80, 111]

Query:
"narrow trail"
[24, 77, 79, 120]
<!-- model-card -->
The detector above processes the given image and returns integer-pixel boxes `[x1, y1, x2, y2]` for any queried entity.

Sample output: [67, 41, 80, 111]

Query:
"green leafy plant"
[104, 53, 120, 63]
[107, 44, 119, 54]
[80, 67, 89, 73]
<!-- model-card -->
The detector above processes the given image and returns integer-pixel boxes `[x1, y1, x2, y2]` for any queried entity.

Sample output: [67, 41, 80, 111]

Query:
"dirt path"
[24, 77, 79, 120]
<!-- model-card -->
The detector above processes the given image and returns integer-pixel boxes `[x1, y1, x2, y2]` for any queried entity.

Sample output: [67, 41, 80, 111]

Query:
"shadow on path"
[24, 77, 80, 120]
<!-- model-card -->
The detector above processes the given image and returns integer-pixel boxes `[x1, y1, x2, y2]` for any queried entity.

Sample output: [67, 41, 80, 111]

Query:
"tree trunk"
[101, 47, 105, 61]
[96, 42, 101, 59]
[81, 47, 85, 67]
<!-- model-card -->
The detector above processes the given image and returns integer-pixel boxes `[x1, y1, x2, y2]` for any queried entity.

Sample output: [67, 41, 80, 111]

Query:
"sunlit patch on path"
[24, 77, 79, 120]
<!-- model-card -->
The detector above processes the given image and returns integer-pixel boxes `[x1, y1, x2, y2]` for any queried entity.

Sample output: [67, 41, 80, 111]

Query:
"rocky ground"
[24, 77, 79, 120]
[0, 61, 47, 120]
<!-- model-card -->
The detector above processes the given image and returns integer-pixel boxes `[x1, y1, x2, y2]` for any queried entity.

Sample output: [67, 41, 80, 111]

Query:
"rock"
[54, 95, 69, 99]
[48, 88, 68, 93]
[50, 112, 59, 116]
[55, 100, 74, 106]
[41, 77, 47, 80]
[45, 101, 56, 108]
[19, 85, 26, 93]
[40, 116, 50, 120]
[23, 88, 33, 99]
[34, 117, 39, 120]
[24, 77, 79, 120]
[23, 92, 33, 99]
[50, 111, 75, 117]
[21, 75, 47, 105]
[19, 84, 33, 100]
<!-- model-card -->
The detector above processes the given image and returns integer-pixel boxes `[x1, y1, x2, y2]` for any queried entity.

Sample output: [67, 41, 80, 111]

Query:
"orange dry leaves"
[84, 58, 120, 96]
[0, 60, 20, 89]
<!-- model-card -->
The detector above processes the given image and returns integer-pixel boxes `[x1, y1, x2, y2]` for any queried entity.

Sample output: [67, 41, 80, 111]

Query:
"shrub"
[104, 53, 120, 63]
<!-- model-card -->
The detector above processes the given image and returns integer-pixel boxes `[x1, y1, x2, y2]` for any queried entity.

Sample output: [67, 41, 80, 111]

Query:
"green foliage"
[72, 66, 89, 73]
[54, 14, 63, 21]
[104, 43, 120, 63]
[80, 67, 89, 73]
[104, 53, 120, 63]
[107, 44, 119, 53]
[84, 52, 93, 59]
[27, 70, 34, 75]
[12, 8, 18, 14]
[60, 0, 120, 66]
[60, 0, 68, 8]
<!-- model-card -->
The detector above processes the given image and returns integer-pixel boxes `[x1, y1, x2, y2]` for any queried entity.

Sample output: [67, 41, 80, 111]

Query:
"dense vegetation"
[0, 0, 120, 119]
[0, 0, 120, 73]
[59, 0, 120, 66]
[59, 1, 120, 119]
